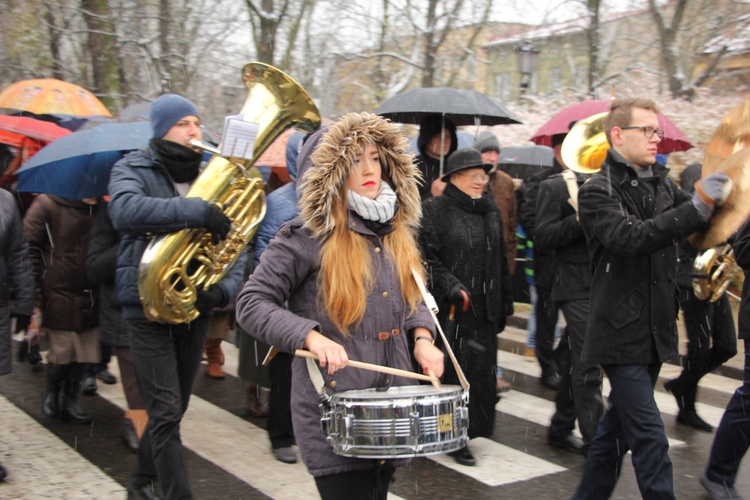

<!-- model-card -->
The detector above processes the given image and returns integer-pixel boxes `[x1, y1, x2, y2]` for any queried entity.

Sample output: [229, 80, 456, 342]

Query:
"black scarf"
[150, 138, 203, 183]
[443, 182, 504, 322]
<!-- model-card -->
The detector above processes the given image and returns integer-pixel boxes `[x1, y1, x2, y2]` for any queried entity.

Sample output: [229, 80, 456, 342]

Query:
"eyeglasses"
[620, 126, 665, 140]
[457, 172, 489, 184]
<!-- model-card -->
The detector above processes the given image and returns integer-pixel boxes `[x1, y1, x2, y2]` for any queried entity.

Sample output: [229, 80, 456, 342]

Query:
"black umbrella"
[498, 145, 554, 181]
[374, 87, 522, 126]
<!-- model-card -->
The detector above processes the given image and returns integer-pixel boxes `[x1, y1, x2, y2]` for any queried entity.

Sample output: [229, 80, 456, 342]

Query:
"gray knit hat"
[150, 94, 199, 139]
[472, 131, 500, 153]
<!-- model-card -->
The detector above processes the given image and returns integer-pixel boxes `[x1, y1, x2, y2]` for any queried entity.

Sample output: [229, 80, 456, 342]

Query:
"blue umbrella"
[16, 121, 151, 199]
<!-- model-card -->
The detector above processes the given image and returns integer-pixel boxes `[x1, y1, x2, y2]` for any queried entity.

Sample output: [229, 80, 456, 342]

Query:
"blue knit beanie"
[150, 94, 199, 139]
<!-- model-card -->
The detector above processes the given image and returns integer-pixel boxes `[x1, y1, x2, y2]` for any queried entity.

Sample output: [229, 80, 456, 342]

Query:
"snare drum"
[320, 385, 469, 458]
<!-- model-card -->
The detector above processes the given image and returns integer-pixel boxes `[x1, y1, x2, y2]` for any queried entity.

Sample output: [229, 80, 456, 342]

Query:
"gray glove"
[692, 173, 733, 221]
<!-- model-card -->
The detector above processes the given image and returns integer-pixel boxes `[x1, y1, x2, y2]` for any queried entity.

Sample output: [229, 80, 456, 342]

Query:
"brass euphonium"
[692, 244, 740, 302]
[560, 111, 610, 174]
[138, 63, 321, 324]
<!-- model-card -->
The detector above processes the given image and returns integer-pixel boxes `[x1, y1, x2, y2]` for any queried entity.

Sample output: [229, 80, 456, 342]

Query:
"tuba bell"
[692, 244, 740, 302]
[138, 63, 321, 324]
[560, 112, 610, 174]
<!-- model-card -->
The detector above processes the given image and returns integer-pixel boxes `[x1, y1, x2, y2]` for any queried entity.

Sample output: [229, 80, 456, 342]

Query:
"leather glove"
[448, 283, 470, 308]
[204, 204, 232, 244]
[14, 314, 30, 333]
[196, 286, 227, 315]
[695, 173, 733, 206]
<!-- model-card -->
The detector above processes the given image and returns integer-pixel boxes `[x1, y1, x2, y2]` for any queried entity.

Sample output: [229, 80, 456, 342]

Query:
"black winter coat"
[518, 161, 564, 288]
[420, 183, 513, 438]
[535, 173, 591, 302]
[85, 202, 129, 347]
[732, 217, 750, 340]
[578, 150, 708, 365]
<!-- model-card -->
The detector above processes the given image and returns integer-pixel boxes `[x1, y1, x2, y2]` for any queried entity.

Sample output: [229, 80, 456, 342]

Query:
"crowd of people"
[0, 94, 748, 500]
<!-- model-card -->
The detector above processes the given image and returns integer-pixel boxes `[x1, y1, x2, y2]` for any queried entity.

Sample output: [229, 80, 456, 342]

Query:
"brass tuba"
[692, 244, 740, 302]
[138, 63, 321, 324]
[560, 111, 609, 174]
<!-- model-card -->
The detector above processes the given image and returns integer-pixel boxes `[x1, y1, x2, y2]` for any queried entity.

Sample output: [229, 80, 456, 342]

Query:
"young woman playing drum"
[236, 112, 444, 500]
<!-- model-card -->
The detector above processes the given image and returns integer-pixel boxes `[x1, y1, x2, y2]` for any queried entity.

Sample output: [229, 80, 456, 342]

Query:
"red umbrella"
[531, 99, 692, 154]
[0, 115, 72, 148]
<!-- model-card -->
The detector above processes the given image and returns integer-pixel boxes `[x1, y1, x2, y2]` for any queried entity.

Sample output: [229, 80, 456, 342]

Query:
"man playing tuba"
[109, 94, 244, 500]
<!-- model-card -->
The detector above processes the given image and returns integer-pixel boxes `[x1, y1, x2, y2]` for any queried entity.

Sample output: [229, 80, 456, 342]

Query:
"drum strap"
[306, 357, 328, 397]
[411, 269, 470, 391]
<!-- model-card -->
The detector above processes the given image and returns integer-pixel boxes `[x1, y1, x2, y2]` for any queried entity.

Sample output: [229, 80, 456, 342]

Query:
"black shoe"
[17, 340, 29, 363]
[97, 370, 117, 385]
[81, 375, 97, 395]
[121, 418, 140, 452]
[61, 399, 93, 425]
[677, 409, 714, 432]
[27, 344, 42, 367]
[127, 482, 163, 500]
[0, 461, 6, 482]
[700, 471, 744, 500]
[541, 375, 561, 390]
[449, 445, 476, 466]
[548, 434, 586, 455]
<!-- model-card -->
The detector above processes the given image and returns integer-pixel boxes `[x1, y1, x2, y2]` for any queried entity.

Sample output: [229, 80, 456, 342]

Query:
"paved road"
[0, 327, 746, 499]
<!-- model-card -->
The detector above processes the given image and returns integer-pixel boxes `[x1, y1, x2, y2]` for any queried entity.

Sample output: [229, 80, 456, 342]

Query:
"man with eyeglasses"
[572, 97, 732, 499]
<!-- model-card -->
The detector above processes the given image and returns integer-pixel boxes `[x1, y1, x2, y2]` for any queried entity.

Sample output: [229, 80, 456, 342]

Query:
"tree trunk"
[421, 0, 438, 88]
[81, 0, 120, 110]
[587, 0, 601, 97]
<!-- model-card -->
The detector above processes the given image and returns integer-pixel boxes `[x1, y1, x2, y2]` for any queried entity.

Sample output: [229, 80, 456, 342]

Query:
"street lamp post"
[514, 41, 539, 96]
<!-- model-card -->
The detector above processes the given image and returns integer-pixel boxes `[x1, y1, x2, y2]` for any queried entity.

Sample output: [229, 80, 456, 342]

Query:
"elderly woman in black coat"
[420, 148, 514, 466]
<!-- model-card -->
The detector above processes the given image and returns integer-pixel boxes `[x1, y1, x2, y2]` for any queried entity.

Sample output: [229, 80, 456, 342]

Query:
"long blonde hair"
[318, 147, 425, 336]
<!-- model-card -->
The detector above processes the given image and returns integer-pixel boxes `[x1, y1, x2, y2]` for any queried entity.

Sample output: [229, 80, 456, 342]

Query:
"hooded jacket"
[24, 194, 99, 332]
[236, 112, 435, 477]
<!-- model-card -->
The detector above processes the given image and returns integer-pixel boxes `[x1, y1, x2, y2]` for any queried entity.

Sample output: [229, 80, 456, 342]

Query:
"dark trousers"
[268, 352, 295, 449]
[675, 290, 737, 407]
[706, 338, 750, 488]
[114, 345, 145, 410]
[314, 465, 396, 500]
[550, 298, 604, 444]
[128, 316, 209, 500]
[535, 283, 560, 379]
[85, 341, 113, 376]
[573, 363, 674, 500]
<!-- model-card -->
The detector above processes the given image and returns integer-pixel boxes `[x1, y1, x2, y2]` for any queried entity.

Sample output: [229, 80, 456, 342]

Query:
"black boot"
[61, 363, 93, 425]
[42, 363, 65, 417]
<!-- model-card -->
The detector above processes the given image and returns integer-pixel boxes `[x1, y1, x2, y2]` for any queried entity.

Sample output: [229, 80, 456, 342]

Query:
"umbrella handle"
[447, 290, 470, 321]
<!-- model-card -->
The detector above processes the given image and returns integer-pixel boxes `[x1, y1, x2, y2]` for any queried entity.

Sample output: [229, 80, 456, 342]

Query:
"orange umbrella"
[0, 78, 112, 117]
[0, 115, 72, 148]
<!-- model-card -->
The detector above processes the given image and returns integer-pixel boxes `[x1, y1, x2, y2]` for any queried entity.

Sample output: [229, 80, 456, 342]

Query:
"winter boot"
[60, 363, 93, 424]
[204, 338, 225, 379]
[42, 363, 66, 417]
[677, 385, 713, 432]
[246, 383, 269, 417]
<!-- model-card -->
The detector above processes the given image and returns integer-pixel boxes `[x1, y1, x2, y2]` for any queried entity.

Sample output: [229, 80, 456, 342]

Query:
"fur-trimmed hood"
[299, 112, 422, 239]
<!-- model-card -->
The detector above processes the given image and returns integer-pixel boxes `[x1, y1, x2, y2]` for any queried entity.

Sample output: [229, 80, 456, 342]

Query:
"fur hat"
[472, 131, 500, 153]
[150, 94, 199, 139]
[441, 148, 492, 180]
[299, 112, 421, 239]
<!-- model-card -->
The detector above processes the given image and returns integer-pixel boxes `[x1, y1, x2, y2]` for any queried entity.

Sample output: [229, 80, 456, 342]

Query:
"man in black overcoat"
[536, 165, 603, 455]
[572, 97, 732, 499]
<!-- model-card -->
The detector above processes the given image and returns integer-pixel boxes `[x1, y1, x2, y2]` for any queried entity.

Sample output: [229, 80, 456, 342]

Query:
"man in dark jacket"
[518, 134, 565, 390]
[665, 163, 737, 432]
[572, 97, 731, 499]
[414, 114, 458, 201]
[536, 165, 603, 455]
[0, 187, 35, 481]
[701, 215, 750, 500]
[108, 94, 245, 500]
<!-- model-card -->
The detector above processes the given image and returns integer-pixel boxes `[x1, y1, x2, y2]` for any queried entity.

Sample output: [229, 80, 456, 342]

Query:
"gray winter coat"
[236, 113, 435, 478]
[0, 189, 34, 375]
[108, 146, 246, 319]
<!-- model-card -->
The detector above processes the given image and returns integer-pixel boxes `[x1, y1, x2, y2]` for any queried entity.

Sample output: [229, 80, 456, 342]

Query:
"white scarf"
[347, 181, 397, 223]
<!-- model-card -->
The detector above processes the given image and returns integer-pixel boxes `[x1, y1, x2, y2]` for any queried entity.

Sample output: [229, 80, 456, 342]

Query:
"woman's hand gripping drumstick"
[300, 329, 442, 389]
[412, 326, 444, 391]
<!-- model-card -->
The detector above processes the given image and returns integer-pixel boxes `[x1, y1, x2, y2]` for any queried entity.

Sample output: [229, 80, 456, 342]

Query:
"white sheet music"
[221, 114, 259, 159]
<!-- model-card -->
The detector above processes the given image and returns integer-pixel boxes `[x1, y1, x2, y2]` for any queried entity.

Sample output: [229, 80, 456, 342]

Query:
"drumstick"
[294, 349, 442, 388]
[423, 367, 443, 391]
